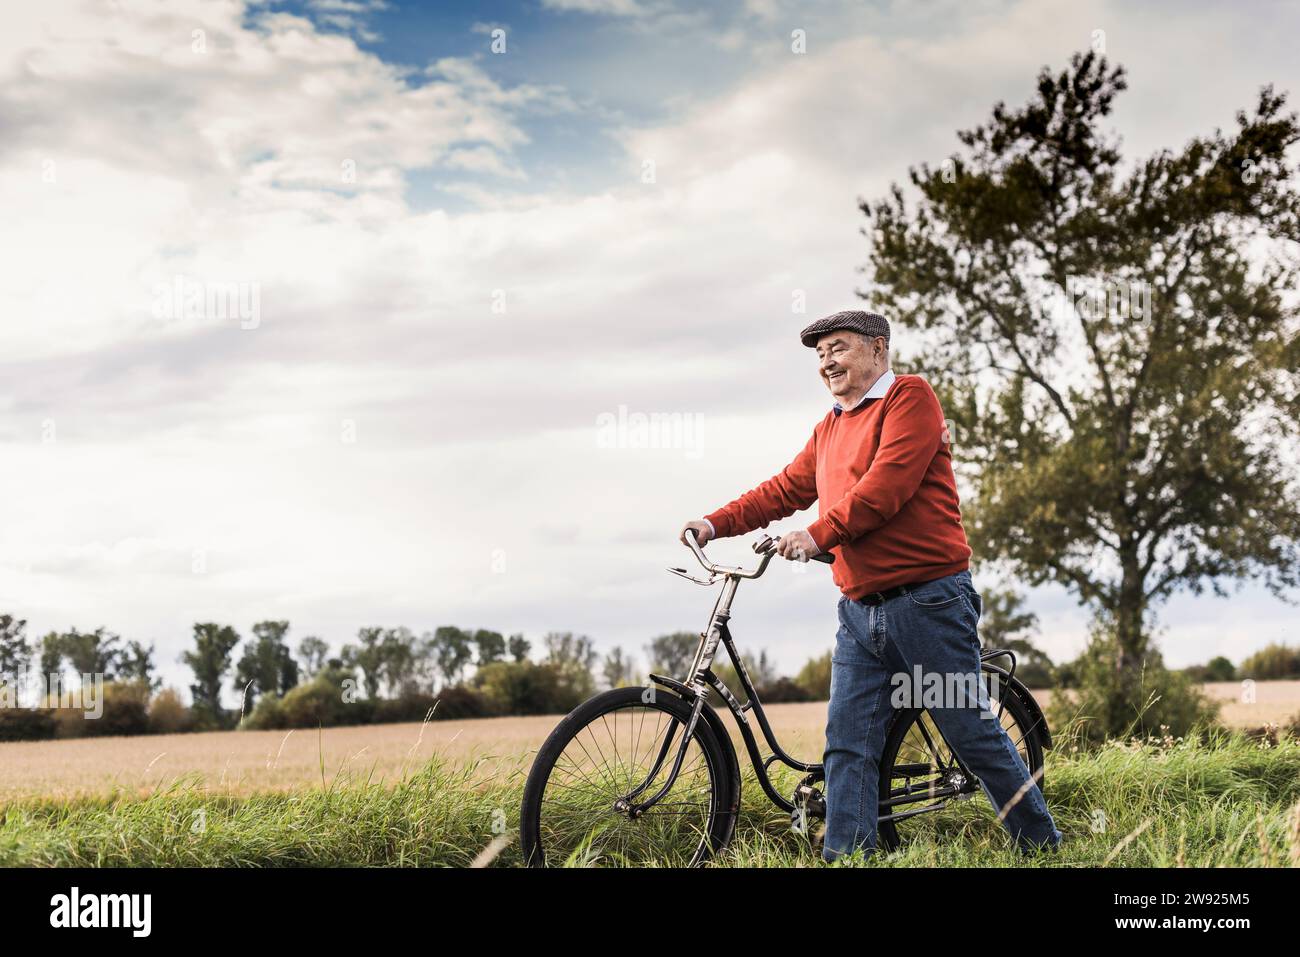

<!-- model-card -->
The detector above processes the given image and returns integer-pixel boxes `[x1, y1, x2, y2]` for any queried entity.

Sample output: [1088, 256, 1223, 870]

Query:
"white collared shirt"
[833, 368, 895, 415]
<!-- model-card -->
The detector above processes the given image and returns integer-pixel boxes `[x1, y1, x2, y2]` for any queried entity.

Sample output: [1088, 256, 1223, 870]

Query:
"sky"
[1, 0, 1297, 699]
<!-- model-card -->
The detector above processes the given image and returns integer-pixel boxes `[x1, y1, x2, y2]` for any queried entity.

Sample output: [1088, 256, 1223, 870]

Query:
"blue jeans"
[821, 569, 1061, 861]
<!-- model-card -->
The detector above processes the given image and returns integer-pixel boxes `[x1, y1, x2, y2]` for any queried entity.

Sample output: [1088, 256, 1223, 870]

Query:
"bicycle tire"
[877, 684, 1044, 851]
[520, 686, 740, 867]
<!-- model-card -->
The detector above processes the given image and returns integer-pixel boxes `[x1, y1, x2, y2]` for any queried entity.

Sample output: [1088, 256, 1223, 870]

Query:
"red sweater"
[705, 373, 971, 599]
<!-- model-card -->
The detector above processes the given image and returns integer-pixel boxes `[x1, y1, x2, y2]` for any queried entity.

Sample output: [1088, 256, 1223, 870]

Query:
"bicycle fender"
[993, 668, 1053, 751]
[647, 675, 742, 826]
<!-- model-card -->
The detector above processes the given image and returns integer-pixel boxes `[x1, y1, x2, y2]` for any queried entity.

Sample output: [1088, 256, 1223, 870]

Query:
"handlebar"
[678, 528, 834, 581]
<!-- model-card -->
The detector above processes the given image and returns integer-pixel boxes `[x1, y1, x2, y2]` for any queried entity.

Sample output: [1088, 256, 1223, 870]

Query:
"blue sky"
[1, 0, 1297, 701]
[276, 0, 765, 210]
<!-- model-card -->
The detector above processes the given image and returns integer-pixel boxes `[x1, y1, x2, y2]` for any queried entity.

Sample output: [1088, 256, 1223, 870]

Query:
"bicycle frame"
[624, 532, 1048, 825]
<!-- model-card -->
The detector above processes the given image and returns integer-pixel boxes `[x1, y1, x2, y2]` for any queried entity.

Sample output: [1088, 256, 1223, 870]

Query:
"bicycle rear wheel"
[520, 686, 739, 867]
[877, 682, 1044, 851]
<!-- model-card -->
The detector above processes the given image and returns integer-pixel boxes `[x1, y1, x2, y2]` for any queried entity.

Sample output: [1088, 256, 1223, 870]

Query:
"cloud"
[2, 0, 1297, 698]
[540, 0, 650, 17]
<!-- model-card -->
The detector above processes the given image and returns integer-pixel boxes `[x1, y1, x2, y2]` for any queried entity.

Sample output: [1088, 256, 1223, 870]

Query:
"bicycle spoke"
[880, 688, 1045, 851]
[533, 700, 717, 867]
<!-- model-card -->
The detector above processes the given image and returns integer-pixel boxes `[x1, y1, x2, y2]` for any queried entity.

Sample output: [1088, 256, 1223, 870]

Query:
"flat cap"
[799, 310, 890, 348]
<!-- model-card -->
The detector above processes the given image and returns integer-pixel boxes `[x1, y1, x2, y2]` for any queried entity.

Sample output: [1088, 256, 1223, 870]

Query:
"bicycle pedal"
[790, 780, 825, 835]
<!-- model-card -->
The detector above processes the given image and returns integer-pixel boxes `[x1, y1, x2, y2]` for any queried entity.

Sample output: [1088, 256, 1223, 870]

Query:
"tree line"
[0, 613, 831, 741]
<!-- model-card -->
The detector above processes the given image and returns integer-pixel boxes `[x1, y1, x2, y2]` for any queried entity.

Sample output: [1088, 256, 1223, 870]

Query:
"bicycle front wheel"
[520, 686, 739, 867]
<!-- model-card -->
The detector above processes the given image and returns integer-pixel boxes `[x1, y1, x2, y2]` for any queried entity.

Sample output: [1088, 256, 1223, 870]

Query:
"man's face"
[815, 331, 886, 400]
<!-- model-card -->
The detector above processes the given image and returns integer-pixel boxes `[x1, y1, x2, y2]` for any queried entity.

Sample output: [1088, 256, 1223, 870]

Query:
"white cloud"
[541, 0, 649, 17]
[2, 0, 1297, 698]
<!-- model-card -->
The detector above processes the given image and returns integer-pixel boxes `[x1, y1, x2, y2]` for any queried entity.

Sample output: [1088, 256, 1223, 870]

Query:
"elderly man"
[680, 310, 1061, 862]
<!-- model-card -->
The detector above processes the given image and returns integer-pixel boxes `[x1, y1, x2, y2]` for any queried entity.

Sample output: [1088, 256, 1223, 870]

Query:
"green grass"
[1, 730, 1297, 867]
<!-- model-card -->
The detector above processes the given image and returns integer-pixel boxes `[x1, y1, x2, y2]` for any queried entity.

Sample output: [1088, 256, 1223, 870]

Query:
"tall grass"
[1, 731, 1297, 867]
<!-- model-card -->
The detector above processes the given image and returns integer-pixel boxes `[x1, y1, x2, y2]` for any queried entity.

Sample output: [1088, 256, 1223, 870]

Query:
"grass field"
[0, 730, 1297, 867]
[0, 682, 1297, 867]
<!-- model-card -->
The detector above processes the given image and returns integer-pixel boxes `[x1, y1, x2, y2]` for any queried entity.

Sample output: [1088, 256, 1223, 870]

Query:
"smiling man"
[679, 309, 1061, 861]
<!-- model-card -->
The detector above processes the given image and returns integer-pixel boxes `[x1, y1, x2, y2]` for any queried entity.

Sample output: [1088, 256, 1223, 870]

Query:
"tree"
[0, 614, 30, 682]
[117, 640, 159, 691]
[60, 627, 122, 679]
[542, 632, 597, 700]
[297, 636, 330, 679]
[341, 627, 386, 698]
[379, 627, 418, 696]
[601, 646, 637, 689]
[474, 660, 580, 715]
[975, 588, 1039, 648]
[1202, 655, 1237, 682]
[234, 620, 299, 707]
[1240, 643, 1300, 680]
[1184, 655, 1237, 683]
[751, 649, 779, 688]
[973, 588, 1056, 687]
[861, 52, 1300, 697]
[472, 629, 507, 668]
[644, 632, 699, 677]
[428, 626, 474, 689]
[38, 632, 63, 677]
[507, 633, 530, 663]
[796, 652, 832, 700]
[182, 623, 241, 722]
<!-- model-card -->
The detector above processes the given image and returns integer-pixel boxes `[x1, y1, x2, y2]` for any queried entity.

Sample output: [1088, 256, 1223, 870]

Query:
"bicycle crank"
[790, 771, 826, 835]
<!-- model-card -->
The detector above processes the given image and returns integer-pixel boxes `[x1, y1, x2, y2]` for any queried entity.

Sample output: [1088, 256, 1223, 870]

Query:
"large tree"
[601, 646, 637, 689]
[861, 52, 1300, 680]
[644, 632, 699, 678]
[182, 622, 241, 720]
[428, 626, 474, 689]
[379, 627, 418, 696]
[542, 631, 598, 701]
[507, 633, 531, 663]
[59, 627, 122, 679]
[472, 629, 507, 668]
[342, 627, 387, 698]
[117, 640, 158, 690]
[234, 620, 299, 706]
[0, 614, 30, 683]
[296, 636, 330, 679]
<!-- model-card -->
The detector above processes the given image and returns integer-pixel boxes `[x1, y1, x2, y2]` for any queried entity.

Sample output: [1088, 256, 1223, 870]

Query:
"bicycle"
[519, 529, 1053, 866]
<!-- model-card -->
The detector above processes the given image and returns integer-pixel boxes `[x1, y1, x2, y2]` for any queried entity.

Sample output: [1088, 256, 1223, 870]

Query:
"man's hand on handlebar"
[776, 528, 822, 563]
[679, 520, 713, 547]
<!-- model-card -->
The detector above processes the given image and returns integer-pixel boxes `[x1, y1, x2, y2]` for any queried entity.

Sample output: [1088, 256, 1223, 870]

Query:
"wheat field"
[1, 681, 1295, 801]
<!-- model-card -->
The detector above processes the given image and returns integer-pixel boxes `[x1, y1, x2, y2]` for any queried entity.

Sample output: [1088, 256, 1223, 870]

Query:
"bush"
[1184, 655, 1237, 683]
[757, 677, 814, 703]
[1046, 626, 1220, 747]
[0, 707, 57, 741]
[1239, 643, 1300, 680]
[189, 702, 235, 732]
[795, 653, 831, 700]
[245, 694, 287, 730]
[245, 672, 374, 730]
[147, 687, 193, 734]
[430, 685, 493, 720]
[47, 680, 151, 738]
[474, 660, 582, 715]
[372, 691, 439, 724]
[371, 686, 493, 723]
